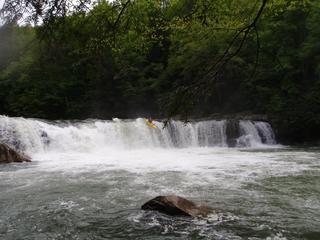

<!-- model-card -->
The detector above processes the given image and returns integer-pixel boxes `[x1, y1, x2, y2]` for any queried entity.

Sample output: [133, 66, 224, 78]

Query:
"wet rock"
[141, 195, 213, 218]
[0, 143, 31, 163]
[226, 119, 240, 147]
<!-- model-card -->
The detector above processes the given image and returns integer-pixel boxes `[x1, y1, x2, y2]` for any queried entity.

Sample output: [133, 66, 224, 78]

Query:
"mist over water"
[0, 116, 319, 240]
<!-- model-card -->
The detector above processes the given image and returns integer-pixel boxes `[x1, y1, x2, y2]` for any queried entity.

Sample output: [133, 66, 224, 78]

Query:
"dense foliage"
[0, 0, 319, 142]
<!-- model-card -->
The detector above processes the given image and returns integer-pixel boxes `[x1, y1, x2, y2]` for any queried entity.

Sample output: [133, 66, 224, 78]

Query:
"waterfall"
[236, 120, 277, 147]
[0, 115, 277, 154]
[254, 121, 276, 145]
[237, 121, 263, 147]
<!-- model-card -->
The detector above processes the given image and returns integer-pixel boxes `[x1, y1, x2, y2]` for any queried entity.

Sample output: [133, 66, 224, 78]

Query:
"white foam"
[0, 116, 277, 155]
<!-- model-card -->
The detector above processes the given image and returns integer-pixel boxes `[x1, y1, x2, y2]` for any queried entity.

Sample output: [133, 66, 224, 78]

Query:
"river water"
[0, 116, 319, 240]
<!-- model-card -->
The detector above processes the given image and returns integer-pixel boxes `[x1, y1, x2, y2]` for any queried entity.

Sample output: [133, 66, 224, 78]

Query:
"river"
[0, 116, 319, 240]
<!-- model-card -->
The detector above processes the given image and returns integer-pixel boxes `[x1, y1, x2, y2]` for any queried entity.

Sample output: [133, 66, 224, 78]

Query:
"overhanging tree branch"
[112, 0, 131, 47]
[164, 0, 269, 122]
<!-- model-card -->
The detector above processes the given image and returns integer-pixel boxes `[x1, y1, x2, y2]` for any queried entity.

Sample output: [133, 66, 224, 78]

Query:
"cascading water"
[237, 120, 277, 147]
[0, 115, 276, 154]
[254, 121, 276, 144]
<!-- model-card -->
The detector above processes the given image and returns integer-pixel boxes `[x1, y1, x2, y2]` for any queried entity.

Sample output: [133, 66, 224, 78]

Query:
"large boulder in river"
[141, 195, 213, 218]
[0, 143, 31, 163]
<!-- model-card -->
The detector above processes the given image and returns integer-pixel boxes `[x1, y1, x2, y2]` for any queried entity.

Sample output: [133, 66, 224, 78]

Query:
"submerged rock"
[141, 195, 213, 218]
[0, 143, 31, 163]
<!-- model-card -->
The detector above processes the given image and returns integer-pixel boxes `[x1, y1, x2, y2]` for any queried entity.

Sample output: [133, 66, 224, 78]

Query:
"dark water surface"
[0, 147, 319, 240]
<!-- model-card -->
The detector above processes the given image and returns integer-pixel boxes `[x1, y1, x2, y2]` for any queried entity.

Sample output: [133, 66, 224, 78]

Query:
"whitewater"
[0, 115, 319, 240]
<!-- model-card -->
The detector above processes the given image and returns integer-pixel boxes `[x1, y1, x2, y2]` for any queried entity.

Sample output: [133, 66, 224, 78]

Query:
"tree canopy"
[0, 0, 319, 143]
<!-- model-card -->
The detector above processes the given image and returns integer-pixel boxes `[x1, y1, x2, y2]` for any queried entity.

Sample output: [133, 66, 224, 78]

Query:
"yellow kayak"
[144, 118, 157, 129]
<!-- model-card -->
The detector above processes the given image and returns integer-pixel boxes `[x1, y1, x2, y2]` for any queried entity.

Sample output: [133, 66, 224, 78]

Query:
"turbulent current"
[0, 115, 319, 240]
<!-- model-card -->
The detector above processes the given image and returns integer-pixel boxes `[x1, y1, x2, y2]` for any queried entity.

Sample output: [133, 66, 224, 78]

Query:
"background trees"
[0, 0, 319, 142]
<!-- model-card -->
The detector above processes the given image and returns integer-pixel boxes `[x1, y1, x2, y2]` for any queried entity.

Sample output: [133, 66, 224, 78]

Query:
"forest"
[0, 0, 319, 143]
